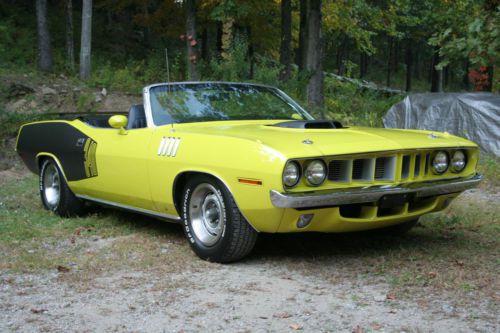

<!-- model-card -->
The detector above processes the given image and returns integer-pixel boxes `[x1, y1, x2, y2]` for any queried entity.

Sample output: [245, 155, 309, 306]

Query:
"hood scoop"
[271, 120, 343, 129]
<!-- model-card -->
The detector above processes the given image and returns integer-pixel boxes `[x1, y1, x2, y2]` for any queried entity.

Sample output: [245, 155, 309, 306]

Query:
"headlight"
[432, 151, 449, 174]
[283, 161, 300, 187]
[450, 150, 466, 173]
[304, 160, 327, 186]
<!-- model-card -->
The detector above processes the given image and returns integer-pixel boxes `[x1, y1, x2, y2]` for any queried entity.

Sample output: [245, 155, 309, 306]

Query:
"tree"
[297, 0, 308, 71]
[65, 0, 74, 71]
[306, 0, 324, 111]
[36, 0, 53, 72]
[279, 0, 292, 81]
[80, 0, 92, 80]
[185, 0, 199, 81]
[430, 3, 499, 91]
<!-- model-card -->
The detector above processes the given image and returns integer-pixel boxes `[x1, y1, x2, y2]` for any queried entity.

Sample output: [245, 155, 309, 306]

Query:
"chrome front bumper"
[270, 174, 482, 209]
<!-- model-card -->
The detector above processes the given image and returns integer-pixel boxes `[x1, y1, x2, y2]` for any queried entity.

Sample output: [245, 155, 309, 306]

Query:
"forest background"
[1, 0, 499, 127]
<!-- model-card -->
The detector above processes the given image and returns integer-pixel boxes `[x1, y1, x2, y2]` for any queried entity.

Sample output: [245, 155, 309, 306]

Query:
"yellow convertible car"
[16, 82, 482, 262]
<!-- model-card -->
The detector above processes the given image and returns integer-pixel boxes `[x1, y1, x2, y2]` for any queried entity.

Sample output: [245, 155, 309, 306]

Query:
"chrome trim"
[270, 174, 482, 209]
[157, 136, 166, 155]
[166, 137, 176, 156]
[76, 194, 181, 221]
[171, 138, 181, 157]
[157, 137, 181, 157]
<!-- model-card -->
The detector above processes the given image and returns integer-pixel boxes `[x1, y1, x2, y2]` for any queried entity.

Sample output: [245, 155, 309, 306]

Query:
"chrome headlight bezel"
[431, 151, 449, 174]
[283, 161, 301, 188]
[450, 150, 467, 173]
[304, 159, 327, 186]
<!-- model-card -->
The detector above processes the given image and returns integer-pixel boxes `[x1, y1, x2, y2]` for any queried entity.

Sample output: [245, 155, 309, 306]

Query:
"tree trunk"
[297, 0, 308, 71]
[215, 21, 223, 57]
[65, 0, 74, 71]
[36, 0, 53, 72]
[279, 0, 292, 81]
[485, 66, 494, 92]
[185, 0, 199, 81]
[306, 0, 324, 112]
[359, 52, 368, 78]
[201, 27, 208, 61]
[430, 50, 443, 92]
[79, 0, 92, 80]
[405, 39, 412, 92]
[463, 59, 470, 90]
[247, 26, 254, 79]
[336, 36, 348, 75]
[386, 36, 393, 87]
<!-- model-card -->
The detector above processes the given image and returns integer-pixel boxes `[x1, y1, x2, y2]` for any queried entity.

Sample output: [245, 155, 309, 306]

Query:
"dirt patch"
[1, 262, 498, 332]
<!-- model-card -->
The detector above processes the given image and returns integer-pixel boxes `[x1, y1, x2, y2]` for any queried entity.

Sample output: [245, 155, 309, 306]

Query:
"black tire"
[181, 175, 258, 263]
[39, 158, 85, 217]
[377, 218, 419, 236]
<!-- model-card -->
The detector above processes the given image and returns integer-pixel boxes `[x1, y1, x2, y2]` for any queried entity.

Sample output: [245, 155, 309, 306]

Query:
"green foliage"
[430, 5, 500, 69]
[0, 18, 36, 68]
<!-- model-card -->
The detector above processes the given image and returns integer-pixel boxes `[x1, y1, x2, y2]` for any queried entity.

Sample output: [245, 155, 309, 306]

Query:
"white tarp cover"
[383, 93, 500, 156]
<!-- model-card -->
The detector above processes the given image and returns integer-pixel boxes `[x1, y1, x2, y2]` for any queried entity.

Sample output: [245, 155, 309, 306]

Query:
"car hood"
[177, 120, 477, 158]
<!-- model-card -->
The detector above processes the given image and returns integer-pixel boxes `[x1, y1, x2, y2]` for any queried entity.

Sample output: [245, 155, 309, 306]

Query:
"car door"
[79, 126, 155, 211]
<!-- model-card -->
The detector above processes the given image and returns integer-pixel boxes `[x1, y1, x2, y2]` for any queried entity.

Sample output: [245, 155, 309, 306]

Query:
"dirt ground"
[1, 242, 498, 333]
[1, 191, 499, 333]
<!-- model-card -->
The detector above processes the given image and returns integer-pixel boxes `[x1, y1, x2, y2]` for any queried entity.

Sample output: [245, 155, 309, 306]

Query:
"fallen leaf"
[57, 265, 70, 273]
[386, 293, 396, 300]
[273, 312, 292, 319]
[289, 323, 303, 330]
[30, 308, 47, 314]
[353, 325, 364, 333]
[455, 260, 464, 267]
[128, 305, 136, 310]
[74, 226, 95, 236]
[388, 310, 396, 314]
[370, 323, 382, 330]
[427, 271, 438, 279]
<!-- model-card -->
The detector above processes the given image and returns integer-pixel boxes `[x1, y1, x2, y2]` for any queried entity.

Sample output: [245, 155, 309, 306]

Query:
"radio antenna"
[165, 48, 174, 132]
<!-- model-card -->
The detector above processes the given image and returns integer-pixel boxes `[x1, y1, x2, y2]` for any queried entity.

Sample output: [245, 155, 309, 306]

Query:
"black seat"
[127, 104, 147, 129]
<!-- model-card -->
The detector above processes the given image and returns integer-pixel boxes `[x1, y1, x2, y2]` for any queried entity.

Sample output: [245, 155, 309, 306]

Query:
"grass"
[0, 160, 498, 299]
[0, 175, 202, 279]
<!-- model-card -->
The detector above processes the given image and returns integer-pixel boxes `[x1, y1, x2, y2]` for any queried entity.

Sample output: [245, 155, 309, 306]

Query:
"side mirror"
[108, 115, 128, 135]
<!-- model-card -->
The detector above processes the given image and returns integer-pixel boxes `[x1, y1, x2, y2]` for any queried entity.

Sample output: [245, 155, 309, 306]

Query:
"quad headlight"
[304, 159, 327, 186]
[283, 161, 301, 187]
[450, 150, 467, 173]
[432, 151, 449, 174]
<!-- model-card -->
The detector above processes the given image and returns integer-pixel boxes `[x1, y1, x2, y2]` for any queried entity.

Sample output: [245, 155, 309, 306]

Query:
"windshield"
[149, 83, 314, 125]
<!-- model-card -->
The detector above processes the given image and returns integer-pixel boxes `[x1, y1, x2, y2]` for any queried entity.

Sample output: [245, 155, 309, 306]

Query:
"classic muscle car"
[16, 82, 482, 262]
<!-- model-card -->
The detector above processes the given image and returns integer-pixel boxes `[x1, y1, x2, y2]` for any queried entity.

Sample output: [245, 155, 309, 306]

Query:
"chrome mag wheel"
[42, 163, 61, 210]
[189, 183, 225, 247]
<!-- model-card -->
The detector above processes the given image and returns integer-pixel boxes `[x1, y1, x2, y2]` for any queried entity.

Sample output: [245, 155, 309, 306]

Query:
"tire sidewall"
[182, 176, 233, 260]
[39, 159, 62, 212]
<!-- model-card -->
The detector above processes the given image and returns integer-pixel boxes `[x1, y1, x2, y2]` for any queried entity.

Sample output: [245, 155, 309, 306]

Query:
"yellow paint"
[21, 118, 479, 233]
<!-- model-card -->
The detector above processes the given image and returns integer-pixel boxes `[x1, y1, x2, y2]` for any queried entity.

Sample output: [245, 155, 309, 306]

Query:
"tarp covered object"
[383, 93, 500, 156]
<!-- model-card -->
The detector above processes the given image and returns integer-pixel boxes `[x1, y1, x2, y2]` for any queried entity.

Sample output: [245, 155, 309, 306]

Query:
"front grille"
[328, 156, 395, 183]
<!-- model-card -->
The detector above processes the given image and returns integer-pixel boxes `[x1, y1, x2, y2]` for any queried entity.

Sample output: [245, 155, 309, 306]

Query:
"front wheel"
[181, 175, 258, 263]
[39, 158, 85, 217]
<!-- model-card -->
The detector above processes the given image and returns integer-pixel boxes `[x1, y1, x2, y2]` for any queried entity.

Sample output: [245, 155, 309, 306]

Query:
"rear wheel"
[181, 175, 258, 263]
[39, 158, 85, 217]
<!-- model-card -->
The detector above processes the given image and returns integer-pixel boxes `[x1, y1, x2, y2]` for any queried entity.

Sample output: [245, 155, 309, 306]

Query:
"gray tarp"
[383, 93, 500, 156]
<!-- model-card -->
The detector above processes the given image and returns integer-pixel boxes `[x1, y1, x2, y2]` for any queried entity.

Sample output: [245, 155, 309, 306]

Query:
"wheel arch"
[35, 153, 68, 182]
[172, 170, 258, 232]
